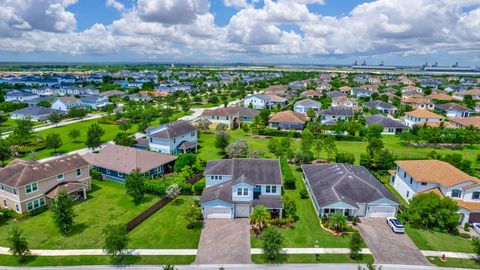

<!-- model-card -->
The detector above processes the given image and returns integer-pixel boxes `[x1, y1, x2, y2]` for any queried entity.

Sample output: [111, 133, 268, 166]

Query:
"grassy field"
[405, 225, 474, 253]
[0, 255, 195, 266]
[0, 180, 157, 249]
[129, 196, 201, 248]
[428, 257, 480, 269]
[251, 254, 374, 264]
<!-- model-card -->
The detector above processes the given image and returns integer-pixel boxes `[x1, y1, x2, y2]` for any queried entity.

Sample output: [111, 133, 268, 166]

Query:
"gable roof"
[56, 97, 80, 104]
[435, 103, 472, 112]
[326, 91, 345, 98]
[363, 100, 396, 110]
[295, 98, 321, 108]
[146, 120, 197, 139]
[83, 144, 177, 174]
[201, 107, 259, 117]
[405, 109, 443, 119]
[366, 114, 408, 129]
[302, 163, 399, 208]
[449, 116, 480, 129]
[300, 90, 321, 97]
[12, 106, 63, 116]
[268, 110, 306, 124]
[320, 107, 353, 116]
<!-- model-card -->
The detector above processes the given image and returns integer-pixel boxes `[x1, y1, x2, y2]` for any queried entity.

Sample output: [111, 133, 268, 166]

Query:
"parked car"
[472, 223, 480, 235]
[387, 217, 404, 233]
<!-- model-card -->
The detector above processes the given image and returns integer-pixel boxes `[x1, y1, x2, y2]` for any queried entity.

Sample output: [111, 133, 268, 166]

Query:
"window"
[118, 172, 124, 178]
[191, 132, 195, 137]
[13, 189, 17, 195]
[57, 174, 64, 181]
[237, 188, 249, 196]
[403, 172, 407, 178]
[406, 191, 409, 198]
[266, 186, 271, 193]
[76, 168, 82, 176]
[0, 184, 3, 191]
[421, 182, 427, 186]
[451, 189, 462, 198]
[237, 188, 243, 196]
[15, 205, 19, 212]
[106, 169, 111, 174]
[219, 176, 222, 180]
[3, 200, 6, 207]
[173, 138, 176, 143]
[409, 177, 413, 184]
[271, 186, 277, 193]
[149, 138, 153, 143]
[211, 176, 214, 180]
[473, 192, 480, 200]
[26, 198, 45, 212]
[25, 183, 38, 194]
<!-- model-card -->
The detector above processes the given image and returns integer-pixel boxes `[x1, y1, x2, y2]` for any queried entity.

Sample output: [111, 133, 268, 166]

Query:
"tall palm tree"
[250, 205, 271, 238]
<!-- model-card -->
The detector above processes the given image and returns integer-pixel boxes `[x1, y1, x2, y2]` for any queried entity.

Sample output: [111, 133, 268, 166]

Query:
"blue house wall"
[95, 164, 166, 183]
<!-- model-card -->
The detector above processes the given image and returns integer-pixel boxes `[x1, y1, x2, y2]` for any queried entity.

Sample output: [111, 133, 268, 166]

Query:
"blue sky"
[1, 0, 479, 65]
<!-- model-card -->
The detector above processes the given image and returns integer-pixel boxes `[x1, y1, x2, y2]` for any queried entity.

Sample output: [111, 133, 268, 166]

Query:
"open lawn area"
[251, 164, 354, 248]
[0, 180, 157, 249]
[428, 257, 480, 269]
[405, 225, 474, 253]
[0, 255, 195, 266]
[129, 196, 201, 248]
[251, 254, 374, 264]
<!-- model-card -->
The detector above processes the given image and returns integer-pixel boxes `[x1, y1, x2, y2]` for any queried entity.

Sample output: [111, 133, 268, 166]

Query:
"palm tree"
[329, 212, 347, 233]
[250, 205, 271, 238]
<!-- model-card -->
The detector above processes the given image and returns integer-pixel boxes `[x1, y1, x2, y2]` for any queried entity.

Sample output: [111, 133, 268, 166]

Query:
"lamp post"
[314, 240, 320, 261]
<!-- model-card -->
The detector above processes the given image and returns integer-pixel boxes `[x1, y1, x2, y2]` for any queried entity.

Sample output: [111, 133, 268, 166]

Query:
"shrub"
[193, 181, 205, 195]
[299, 189, 309, 199]
[280, 157, 296, 189]
[350, 230, 363, 260]
[178, 182, 193, 195]
[335, 153, 355, 164]
[174, 154, 197, 172]
[459, 232, 471, 239]
[464, 222, 471, 231]
[144, 181, 167, 196]
[90, 168, 103, 181]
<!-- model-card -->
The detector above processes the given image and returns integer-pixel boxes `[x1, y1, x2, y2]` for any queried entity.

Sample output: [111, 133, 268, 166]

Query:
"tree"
[329, 212, 347, 233]
[68, 107, 88, 120]
[125, 169, 146, 204]
[215, 131, 230, 152]
[472, 237, 480, 260]
[68, 128, 81, 143]
[184, 203, 202, 229]
[350, 231, 363, 260]
[48, 112, 62, 126]
[216, 123, 228, 131]
[335, 152, 355, 164]
[261, 226, 284, 262]
[166, 184, 181, 199]
[366, 124, 383, 139]
[250, 205, 271, 238]
[7, 227, 30, 262]
[86, 123, 105, 150]
[314, 137, 337, 160]
[51, 191, 77, 234]
[195, 119, 211, 131]
[174, 154, 197, 172]
[12, 118, 34, 146]
[226, 139, 249, 158]
[0, 138, 12, 166]
[103, 223, 129, 263]
[45, 133, 63, 153]
[0, 111, 8, 125]
[113, 132, 136, 147]
[372, 149, 396, 170]
[300, 128, 314, 152]
[306, 107, 317, 120]
[281, 194, 297, 220]
[366, 137, 384, 156]
[441, 153, 473, 174]
[118, 120, 132, 133]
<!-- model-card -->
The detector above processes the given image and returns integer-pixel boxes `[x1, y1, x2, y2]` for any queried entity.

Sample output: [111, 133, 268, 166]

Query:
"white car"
[472, 223, 480, 235]
[386, 217, 404, 233]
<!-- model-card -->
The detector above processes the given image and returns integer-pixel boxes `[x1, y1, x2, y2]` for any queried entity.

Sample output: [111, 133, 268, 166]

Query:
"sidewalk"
[421, 250, 476, 259]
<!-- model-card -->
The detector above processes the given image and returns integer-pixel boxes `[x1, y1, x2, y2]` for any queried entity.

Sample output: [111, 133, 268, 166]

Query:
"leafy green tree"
[281, 194, 297, 220]
[372, 149, 397, 170]
[366, 137, 384, 156]
[216, 123, 228, 131]
[86, 123, 105, 150]
[300, 128, 314, 152]
[45, 133, 63, 153]
[118, 120, 132, 133]
[261, 226, 284, 262]
[48, 112, 62, 126]
[68, 107, 88, 120]
[350, 231, 363, 260]
[0, 111, 9, 125]
[441, 153, 473, 174]
[335, 153, 355, 164]
[329, 212, 347, 233]
[226, 139, 249, 158]
[366, 124, 383, 139]
[125, 169, 146, 204]
[0, 138, 12, 166]
[314, 137, 337, 161]
[102, 223, 129, 263]
[12, 118, 34, 146]
[8, 227, 30, 262]
[195, 119, 211, 132]
[306, 107, 317, 120]
[184, 203, 202, 229]
[215, 131, 230, 152]
[472, 237, 480, 260]
[113, 132, 136, 147]
[174, 154, 197, 172]
[68, 128, 81, 143]
[250, 205, 271, 238]
[51, 191, 77, 234]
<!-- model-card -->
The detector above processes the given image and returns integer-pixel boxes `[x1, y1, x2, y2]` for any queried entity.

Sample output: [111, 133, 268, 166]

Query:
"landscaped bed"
[406, 225, 474, 253]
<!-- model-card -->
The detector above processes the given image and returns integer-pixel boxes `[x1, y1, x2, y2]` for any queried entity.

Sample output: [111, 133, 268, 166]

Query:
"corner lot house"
[403, 109, 444, 127]
[83, 144, 177, 182]
[201, 107, 259, 128]
[391, 160, 480, 226]
[0, 154, 91, 214]
[146, 120, 198, 154]
[302, 163, 399, 217]
[201, 158, 283, 219]
[366, 114, 409, 134]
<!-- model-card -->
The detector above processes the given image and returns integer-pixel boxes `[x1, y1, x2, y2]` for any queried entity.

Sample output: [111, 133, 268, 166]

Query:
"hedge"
[257, 128, 365, 141]
[280, 157, 296, 189]
[144, 180, 167, 196]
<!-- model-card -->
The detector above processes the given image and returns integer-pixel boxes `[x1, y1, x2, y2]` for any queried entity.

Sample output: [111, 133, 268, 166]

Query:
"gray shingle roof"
[302, 163, 399, 209]
[295, 99, 321, 108]
[146, 120, 197, 139]
[363, 100, 396, 110]
[320, 107, 353, 116]
[366, 114, 408, 129]
[253, 195, 283, 209]
[204, 158, 282, 185]
[200, 182, 232, 204]
[326, 91, 345, 98]
[12, 106, 63, 116]
[435, 103, 472, 112]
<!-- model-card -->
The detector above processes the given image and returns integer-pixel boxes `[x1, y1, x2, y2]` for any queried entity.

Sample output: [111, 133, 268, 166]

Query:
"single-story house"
[201, 107, 259, 128]
[319, 107, 353, 124]
[80, 95, 109, 110]
[363, 100, 398, 114]
[366, 114, 409, 134]
[268, 110, 306, 131]
[10, 106, 66, 122]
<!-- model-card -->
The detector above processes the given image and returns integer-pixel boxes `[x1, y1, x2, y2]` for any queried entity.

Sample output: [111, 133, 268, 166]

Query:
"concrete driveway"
[195, 219, 251, 264]
[357, 218, 431, 265]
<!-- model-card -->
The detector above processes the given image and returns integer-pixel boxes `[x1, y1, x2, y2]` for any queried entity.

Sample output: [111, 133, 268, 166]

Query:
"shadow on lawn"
[172, 198, 185, 206]
[66, 222, 88, 237]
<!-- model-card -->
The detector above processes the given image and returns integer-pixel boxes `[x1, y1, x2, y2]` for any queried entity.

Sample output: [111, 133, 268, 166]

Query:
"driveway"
[195, 219, 251, 264]
[358, 218, 431, 265]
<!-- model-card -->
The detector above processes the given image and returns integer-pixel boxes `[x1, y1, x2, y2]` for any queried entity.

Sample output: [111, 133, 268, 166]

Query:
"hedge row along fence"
[280, 157, 296, 190]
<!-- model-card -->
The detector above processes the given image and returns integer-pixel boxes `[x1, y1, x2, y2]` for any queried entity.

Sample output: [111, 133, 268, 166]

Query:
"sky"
[1, 0, 480, 66]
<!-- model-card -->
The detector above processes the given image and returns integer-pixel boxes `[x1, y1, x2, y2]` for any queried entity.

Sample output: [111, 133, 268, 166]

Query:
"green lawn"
[129, 196, 201, 248]
[428, 257, 480, 269]
[0, 180, 157, 249]
[405, 225, 474, 253]
[0, 255, 195, 266]
[251, 254, 374, 264]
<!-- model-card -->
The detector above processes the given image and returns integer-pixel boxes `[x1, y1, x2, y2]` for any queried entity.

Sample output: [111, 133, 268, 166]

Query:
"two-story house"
[243, 94, 287, 109]
[0, 154, 91, 214]
[435, 103, 473, 118]
[201, 107, 260, 128]
[331, 96, 359, 110]
[453, 89, 480, 100]
[80, 95, 110, 110]
[146, 120, 198, 154]
[294, 99, 321, 114]
[200, 159, 283, 219]
[351, 87, 372, 98]
[51, 97, 83, 112]
[390, 160, 480, 226]
[403, 109, 444, 128]
[366, 114, 409, 134]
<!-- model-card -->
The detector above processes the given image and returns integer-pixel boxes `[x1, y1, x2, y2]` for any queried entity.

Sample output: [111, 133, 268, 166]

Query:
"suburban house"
[201, 107, 259, 128]
[0, 154, 91, 214]
[294, 99, 321, 114]
[5, 90, 39, 102]
[401, 97, 434, 110]
[145, 120, 198, 154]
[351, 87, 372, 98]
[51, 97, 83, 112]
[427, 93, 456, 102]
[83, 144, 177, 182]
[264, 85, 290, 98]
[319, 107, 353, 124]
[243, 94, 287, 109]
[366, 114, 409, 134]
[403, 109, 444, 127]
[302, 163, 399, 218]
[268, 110, 306, 131]
[200, 158, 283, 219]
[435, 103, 473, 118]
[10, 106, 65, 121]
[80, 95, 109, 110]
[363, 100, 398, 114]
[449, 116, 480, 129]
[453, 89, 480, 100]
[331, 96, 359, 110]
[99, 90, 127, 98]
[326, 91, 345, 99]
[390, 160, 480, 226]
[300, 90, 321, 99]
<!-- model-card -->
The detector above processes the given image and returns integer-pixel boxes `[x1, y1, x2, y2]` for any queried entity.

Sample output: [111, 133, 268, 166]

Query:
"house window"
[406, 191, 409, 198]
[191, 132, 195, 137]
[149, 138, 153, 143]
[211, 176, 214, 180]
[237, 188, 249, 196]
[27, 198, 45, 211]
[219, 176, 222, 180]
[106, 169, 111, 174]
[173, 139, 176, 143]
[421, 182, 427, 186]
[13, 189, 17, 195]
[118, 172, 124, 178]
[0, 184, 3, 191]
[403, 172, 407, 178]
[473, 192, 480, 200]
[237, 188, 243, 196]
[451, 189, 462, 198]
[57, 174, 64, 181]
[409, 177, 413, 184]
[266, 186, 271, 193]
[271, 186, 277, 193]
[25, 183, 38, 194]
[15, 205, 19, 212]
[76, 168, 82, 176]
[243, 188, 248, 196]
[3, 200, 6, 207]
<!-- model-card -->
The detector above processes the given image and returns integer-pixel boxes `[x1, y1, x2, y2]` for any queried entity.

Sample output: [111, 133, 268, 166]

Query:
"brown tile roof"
[339, 86, 351, 92]
[456, 88, 480, 96]
[266, 95, 287, 103]
[405, 109, 443, 119]
[421, 122, 455, 128]
[268, 110, 306, 124]
[457, 200, 480, 211]
[417, 187, 445, 197]
[83, 144, 177, 174]
[395, 160, 479, 187]
[300, 90, 321, 97]
[0, 154, 89, 188]
[450, 116, 480, 129]
[427, 93, 455, 101]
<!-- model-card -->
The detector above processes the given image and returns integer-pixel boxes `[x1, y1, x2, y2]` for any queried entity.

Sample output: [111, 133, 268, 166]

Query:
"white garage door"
[368, 206, 396, 218]
[204, 206, 232, 219]
[235, 204, 250, 218]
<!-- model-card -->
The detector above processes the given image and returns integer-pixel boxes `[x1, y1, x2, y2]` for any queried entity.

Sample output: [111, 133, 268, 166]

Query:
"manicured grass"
[251, 254, 374, 264]
[0, 180, 157, 249]
[405, 225, 474, 253]
[0, 255, 195, 266]
[129, 196, 201, 248]
[428, 257, 480, 269]
[251, 164, 353, 248]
